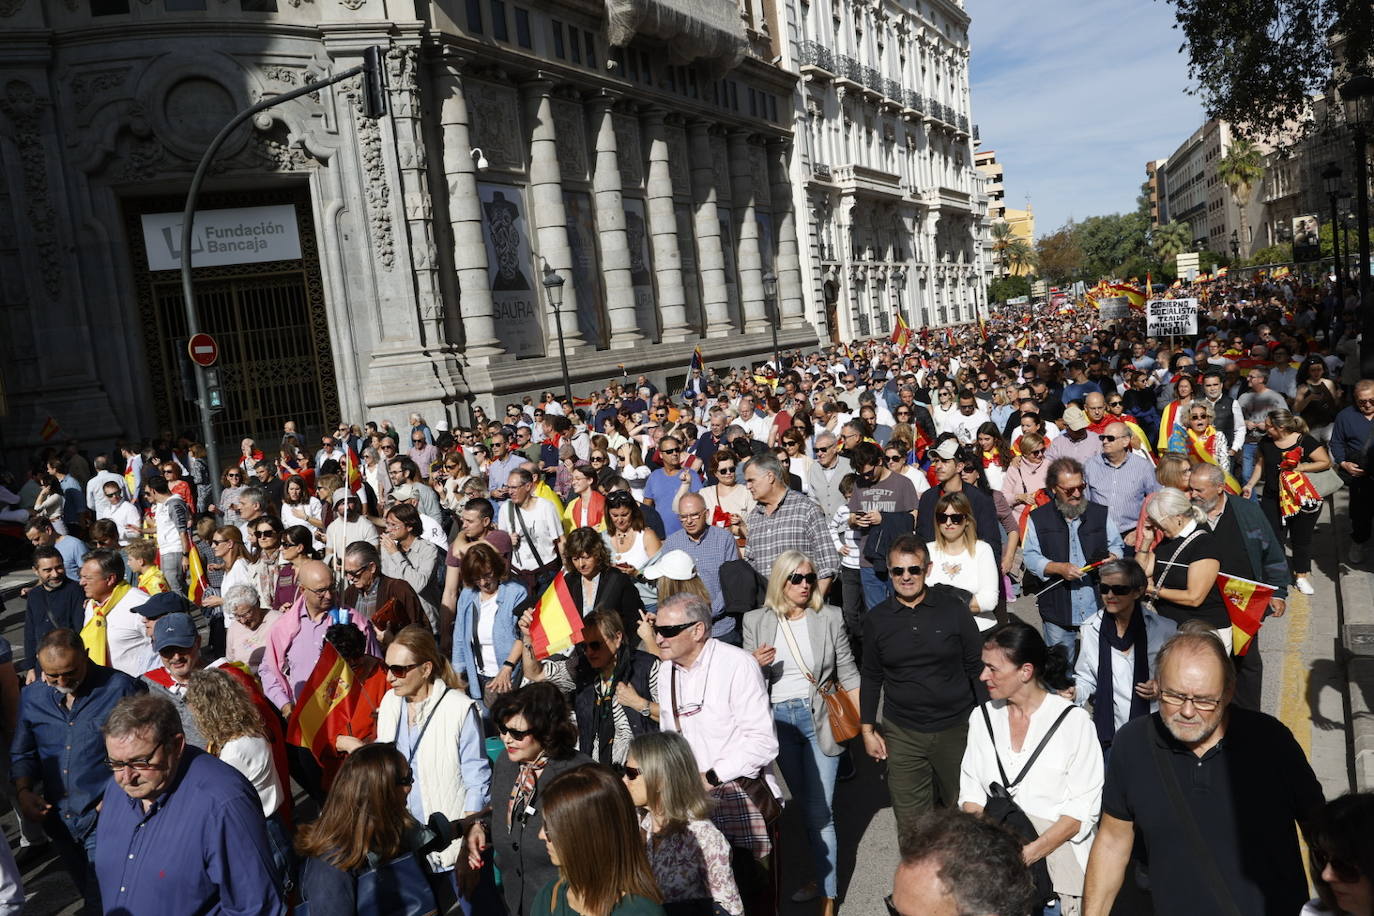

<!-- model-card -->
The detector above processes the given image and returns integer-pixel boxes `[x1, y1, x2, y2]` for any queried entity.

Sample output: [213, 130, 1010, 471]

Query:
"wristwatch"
[639, 700, 652, 717]
[502, 660, 516, 670]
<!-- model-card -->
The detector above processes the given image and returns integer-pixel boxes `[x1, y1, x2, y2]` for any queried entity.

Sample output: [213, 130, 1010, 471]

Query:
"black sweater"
[860, 585, 988, 732]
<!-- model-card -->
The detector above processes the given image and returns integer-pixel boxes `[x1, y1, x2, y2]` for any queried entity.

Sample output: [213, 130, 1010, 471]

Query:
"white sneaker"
[1352, 543, 1366, 564]
[1295, 577, 1314, 595]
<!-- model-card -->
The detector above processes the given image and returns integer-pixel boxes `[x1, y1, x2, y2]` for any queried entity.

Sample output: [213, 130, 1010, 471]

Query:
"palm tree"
[989, 220, 1015, 275]
[1004, 238, 1035, 276]
[1217, 138, 1264, 263]
[1151, 220, 1191, 262]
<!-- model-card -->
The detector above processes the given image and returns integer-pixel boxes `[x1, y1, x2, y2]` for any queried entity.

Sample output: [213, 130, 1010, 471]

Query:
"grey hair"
[222, 583, 261, 615]
[743, 452, 786, 485]
[814, 430, 838, 447]
[238, 486, 265, 510]
[345, 541, 381, 569]
[1146, 486, 1206, 526]
[659, 592, 712, 629]
[1096, 558, 1147, 592]
[102, 694, 184, 746]
[1188, 398, 1215, 421]
[1189, 463, 1225, 488]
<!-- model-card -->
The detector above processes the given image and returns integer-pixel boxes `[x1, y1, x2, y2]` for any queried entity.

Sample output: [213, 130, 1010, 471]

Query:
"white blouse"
[219, 734, 284, 818]
[925, 540, 1000, 615]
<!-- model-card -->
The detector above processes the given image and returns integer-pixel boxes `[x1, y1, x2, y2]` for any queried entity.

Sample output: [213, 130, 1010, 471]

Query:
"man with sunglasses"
[1084, 421, 1158, 556]
[847, 441, 918, 611]
[14, 628, 145, 912]
[860, 535, 986, 842]
[653, 593, 779, 915]
[1083, 630, 1323, 916]
[642, 436, 701, 537]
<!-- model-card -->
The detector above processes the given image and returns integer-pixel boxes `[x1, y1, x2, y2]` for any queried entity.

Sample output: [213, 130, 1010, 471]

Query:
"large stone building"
[0, 0, 814, 453]
[778, 0, 986, 344]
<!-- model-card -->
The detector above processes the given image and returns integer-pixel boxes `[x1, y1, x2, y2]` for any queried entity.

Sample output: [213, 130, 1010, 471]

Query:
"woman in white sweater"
[925, 491, 1000, 629]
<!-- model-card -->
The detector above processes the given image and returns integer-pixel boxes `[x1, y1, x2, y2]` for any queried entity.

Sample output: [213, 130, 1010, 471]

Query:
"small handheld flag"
[1216, 573, 1276, 656]
[528, 572, 585, 660]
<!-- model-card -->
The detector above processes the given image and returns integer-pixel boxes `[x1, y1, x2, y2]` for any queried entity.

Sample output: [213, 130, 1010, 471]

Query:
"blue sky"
[966, 0, 1206, 237]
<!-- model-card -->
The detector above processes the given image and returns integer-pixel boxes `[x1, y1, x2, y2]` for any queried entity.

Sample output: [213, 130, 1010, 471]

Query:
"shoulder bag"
[775, 613, 860, 743]
[977, 702, 1073, 906]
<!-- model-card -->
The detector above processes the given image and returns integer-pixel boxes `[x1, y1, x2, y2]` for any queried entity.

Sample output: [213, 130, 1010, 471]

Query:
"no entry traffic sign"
[187, 333, 219, 368]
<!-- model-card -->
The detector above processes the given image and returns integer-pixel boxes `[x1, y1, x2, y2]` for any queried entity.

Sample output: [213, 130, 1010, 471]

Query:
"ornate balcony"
[799, 40, 835, 77]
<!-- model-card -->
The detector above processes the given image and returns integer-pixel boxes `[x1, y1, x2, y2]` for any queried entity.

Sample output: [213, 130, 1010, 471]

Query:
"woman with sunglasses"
[925, 492, 1000, 627]
[1002, 431, 1050, 524]
[623, 731, 742, 915]
[295, 743, 451, 914]
[1138, 488, 1231, 648]
[470, 682, 592, 916]
[1156, 374, 1200, 452]
[778, 428, 815, 495]
[533, 764, 665, 915]
[1305, 793, 1374, 916]
[605, 491, 662, 574]
[201, 525, 255, 613]
[700, 449, 754, 534]
[742, 550, 857, 915]
[334, 625, 489, 911]
[1168, 398, 1232, 477]
[219, 466, 247, 526]
[519, 608, 659, 767]
[438, 451, 472, 516]
[249, 517, 299, 612]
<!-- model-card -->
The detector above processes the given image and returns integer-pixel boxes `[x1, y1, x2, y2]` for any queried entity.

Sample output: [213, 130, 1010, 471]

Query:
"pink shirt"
[654, 639, 778, 784]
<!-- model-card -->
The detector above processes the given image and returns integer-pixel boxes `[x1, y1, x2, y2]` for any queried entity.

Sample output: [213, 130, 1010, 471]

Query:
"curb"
[1334, 489, 1374, 792]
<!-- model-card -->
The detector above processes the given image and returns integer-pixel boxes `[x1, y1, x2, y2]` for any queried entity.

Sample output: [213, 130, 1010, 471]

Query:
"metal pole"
[1331, 190, 1345, 307]
[551, 298, 573, 406]
[770, 297, 780, 372]
[1355, 125, 1374, 377]
[181, 64, 366, 504]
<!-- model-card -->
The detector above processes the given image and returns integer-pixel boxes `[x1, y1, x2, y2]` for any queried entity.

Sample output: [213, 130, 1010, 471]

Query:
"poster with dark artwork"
[624, 198, 659, 341]
[563, 190, 607, 349]
[1292, 214, 1321, 263]
[478, 183, 542, 358]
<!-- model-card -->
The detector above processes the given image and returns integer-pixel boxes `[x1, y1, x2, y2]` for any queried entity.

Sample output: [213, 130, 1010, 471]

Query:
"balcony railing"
[864, 67, 883, 91]
[812, 162, 833, 180]
[957, 113, 969, 132]
[972, 123, 980, 141]
[838, 55, 864, 83]
[800, 40, 835, 73]
[905, 89, 924, 112]
[884, 78, 902, 103]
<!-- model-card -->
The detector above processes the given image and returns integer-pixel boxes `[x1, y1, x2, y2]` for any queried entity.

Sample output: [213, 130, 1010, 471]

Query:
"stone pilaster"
[767, 139, 806, 329]
[523, 77, 585, 349]
[727, 130, 768, 334]
[642, 110, 691, 342]
[590, 95, 642, 348]
[688, 121, 733, 338]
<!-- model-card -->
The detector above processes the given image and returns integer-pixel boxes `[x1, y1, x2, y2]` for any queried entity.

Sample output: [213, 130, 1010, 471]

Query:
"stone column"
[767, 139, 806, 328]
[728, 131, 768, 334]
[642, 110, 691, 341]
[438, 69, 502, 358]
[688, 121, 733, 337]
[523, 78, 585, 350]
[590, 95, 642, 347]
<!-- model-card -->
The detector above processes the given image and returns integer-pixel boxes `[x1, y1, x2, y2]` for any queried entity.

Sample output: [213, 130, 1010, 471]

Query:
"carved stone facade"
[0, 2, 811, 453]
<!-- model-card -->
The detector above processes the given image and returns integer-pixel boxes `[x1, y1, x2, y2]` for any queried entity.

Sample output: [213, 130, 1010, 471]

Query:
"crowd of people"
[0, 268, 1372, 915]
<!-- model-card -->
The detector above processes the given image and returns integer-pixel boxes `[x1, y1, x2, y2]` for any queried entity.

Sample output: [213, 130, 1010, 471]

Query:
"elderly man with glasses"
[653, 593, 780, 915]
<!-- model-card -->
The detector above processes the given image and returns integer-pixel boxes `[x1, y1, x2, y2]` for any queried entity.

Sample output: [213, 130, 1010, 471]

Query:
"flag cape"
[1277, 447, 1322, 518]
[287, 643, 362, 758]
[1216, 573, 1275, 656]
[528, 571, 584, 660]
[187, 544, 209, 605]
[1180, 428, 1241, 494]
[890, 314, 912, 350]
[1016, 489, 1053, 539]
[1156, 400, 1186, 452]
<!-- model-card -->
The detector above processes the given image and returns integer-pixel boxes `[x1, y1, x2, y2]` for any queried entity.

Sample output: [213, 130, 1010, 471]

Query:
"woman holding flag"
[1243, 410, 1330, 597]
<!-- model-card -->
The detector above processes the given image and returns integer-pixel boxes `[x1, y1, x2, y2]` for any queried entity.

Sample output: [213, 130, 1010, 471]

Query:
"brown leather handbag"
[775, 615, 860, 743]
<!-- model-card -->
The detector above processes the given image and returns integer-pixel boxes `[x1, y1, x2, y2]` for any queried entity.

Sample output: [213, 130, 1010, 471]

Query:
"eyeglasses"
[1057, 484, 1085, 495]
[1158, 689, 1221, 712]
[1098, 583, 1136, 596]
[622, 764, 642, 781]
[885, 454, 904, 463]
[1099, 434, 1124, 442]
[716, 464, 736, 473]
[786, 572, 818, 586]
[385, 662, 421, 677]
[225, 473, 242, 480]
[1026, 448, 1046, 457]
[888, 565, 925, 578]
[301, 583, 335, 596]
[498, 722, 534, 741]
[590, 456, 607, 463]
[1107, 400, 1123, 407]
[659, 447, 681, 456]
[254, 530, 278, 538]
[211, 539, 228, 546]
[936, 513, 966, 525]
[342, 565, 371, 580]
[653, 621, 700, 638]
[106, 741, 164, 772]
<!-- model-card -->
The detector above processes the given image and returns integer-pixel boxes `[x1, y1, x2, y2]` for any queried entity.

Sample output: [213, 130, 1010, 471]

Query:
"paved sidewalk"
[1333, 487, 1374, 791]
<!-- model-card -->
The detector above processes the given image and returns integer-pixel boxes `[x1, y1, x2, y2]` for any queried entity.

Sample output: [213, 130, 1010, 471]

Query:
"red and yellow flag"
[287, 643, 362, 758]
[1182, 429, 1242, 494]
[40, 416, 61, 441]
[186, 544, 209, 606]
[1217, 573, 1275, 656]
[529, 572, 584, 660]
[890, 314, 913, 349]
[1279, 470, 1321, 519]
[344, 446, 363, 493]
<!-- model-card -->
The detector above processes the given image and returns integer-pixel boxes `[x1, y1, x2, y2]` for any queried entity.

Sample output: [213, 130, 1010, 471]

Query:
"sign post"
[186, 333, 219, 367]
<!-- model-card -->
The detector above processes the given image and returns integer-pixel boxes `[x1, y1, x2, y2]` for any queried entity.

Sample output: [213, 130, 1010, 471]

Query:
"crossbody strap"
[774, 613, 822, 686]
[981, 702, 1074, 790]
[1148, 730, 1243, 916]
[510, 502, 546, 569]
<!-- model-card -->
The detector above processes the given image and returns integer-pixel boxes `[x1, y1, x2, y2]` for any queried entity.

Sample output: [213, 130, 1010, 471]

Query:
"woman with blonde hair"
[699, 449, 754, 535]
[1002, 431, 1050, 526]
[622, 731, 742, 914]
[337, 625, 491, 910]
[201, 525, 255, 621]
[1138, 487, 1231, 648]
[742, 550, 857, 915]
[617, 442, 652, 498]
[925, 491, 1000, 625]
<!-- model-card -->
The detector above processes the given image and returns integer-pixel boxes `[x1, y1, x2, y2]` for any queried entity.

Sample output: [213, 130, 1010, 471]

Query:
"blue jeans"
[1040, 620, 1080, 664]
[1241, 442, 1259, 499]
[859, 566, 893, 611]
[773, 698, 841, 898]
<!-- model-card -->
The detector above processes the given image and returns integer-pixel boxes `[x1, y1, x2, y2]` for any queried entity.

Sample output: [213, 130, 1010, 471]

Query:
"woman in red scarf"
[975, 421, 1013, 490]
[562, 463, 606, 531]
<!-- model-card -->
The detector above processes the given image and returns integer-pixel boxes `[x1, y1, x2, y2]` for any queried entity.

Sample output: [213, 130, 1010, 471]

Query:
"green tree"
[1035, 224, 1086, 284]
[989, 220, 1015, 276]
[988, 275, 1032, 303]
[1152, 221, 1192, 262]
[1004, 238, 1035, 276]
[1167, 0, 1374, 137]
[1217, 139, 1264, 260]
[1075, 212, 1152, 280]
[1247, 243, 1292, 266]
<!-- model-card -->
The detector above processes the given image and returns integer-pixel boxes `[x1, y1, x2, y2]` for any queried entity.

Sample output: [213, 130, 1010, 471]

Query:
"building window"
[490, 0, 508, 41]
[91, 0, 130, 12]
[571, 29, 583, 64]
[515, 8, 532, 47]
[584, 32, 597, 67]
[467, 0, 483, 33]
[165, 0, 205, 8]
[239, 0, 275, 9]
[551, 20, 566, 57]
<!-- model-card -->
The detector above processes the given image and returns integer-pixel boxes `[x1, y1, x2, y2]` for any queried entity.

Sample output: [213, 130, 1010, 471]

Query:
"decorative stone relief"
[339, 0, 365, 8]
[0, 0, 25, 16]
[466, 82, 520, 170]
[119, 136, 165, 182]
[613, 113, 642, 188]
[255, 133, 312, 171]
[69, 68, 128, 111]
[551, 99, 587, 181]
[0, 80, 61, 300]
[349, 78, 394, 270]
[666, 124, 689, 197]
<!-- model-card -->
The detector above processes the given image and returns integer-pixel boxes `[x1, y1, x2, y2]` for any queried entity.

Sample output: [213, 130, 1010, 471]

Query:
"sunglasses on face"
[1057, 484, 1085, 495]
[660, 447, 681, 456]
[1099, 583, 1136, 596]
[1108, 400, 1123, 407]
[653, 621, 699, 638]
[254, 530, 277, 538]
[786, 572, 818, 586]
[1099, 434, 1124, 442]
[1190, 413, 1210, 421]
[622, 764, 642, 781]
[888, 565, 926, 578]
[936, 513, 965, 525]
[716, 464, 736, 473]
[498, 722, 534, 740]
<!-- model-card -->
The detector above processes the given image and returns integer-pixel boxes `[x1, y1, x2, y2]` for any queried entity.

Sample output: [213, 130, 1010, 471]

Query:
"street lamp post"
[1341, 74, 1374, 375]
[542, 269, 572, 406]
[762, 270, 780, 372]
[892, 267, 908, 328]
[1323, 162, 1345, 306]
[1229, 229, 1240, 263]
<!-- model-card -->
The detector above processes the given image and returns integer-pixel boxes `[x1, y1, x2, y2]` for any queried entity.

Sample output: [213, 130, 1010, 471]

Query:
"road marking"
[1277, 589, 1313, 760]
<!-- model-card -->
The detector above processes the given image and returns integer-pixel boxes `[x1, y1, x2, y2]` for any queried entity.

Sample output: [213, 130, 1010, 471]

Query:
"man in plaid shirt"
[740, 453, 840, 594]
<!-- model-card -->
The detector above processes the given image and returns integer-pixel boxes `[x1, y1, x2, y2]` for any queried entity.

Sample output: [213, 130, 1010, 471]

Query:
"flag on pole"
[287, 643, 363, 756]
[40, 416, 60, 441]
[186, 543, 209, 605]
[682, 347, 706, 398]
[1216, 573, 1276, 656]
[890, 314, 912, 349]
[344, 446, 363, 493]
[528, 572, 584, 660]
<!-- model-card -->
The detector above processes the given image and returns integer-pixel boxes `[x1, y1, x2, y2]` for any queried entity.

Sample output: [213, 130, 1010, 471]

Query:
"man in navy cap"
[140, 613, 215, 749]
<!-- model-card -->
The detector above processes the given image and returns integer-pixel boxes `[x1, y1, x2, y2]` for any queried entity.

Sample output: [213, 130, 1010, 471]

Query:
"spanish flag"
[1217, 573, 1275, 656]
[1181, 428, 1242, 494]
[1157, 401, 1187, 451]
[344, 446, 363, 493]
[890, 314, 912, 349]
[1109, 283, 1146, 312]
[40, 416, 61, 442]
[529, 572, 584, 660]
[186, 545, 209, 606]
[287, 643, 363, 758]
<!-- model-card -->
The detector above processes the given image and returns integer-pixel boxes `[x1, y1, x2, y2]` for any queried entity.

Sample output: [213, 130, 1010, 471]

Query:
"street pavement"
[0, 497, 1358, 914]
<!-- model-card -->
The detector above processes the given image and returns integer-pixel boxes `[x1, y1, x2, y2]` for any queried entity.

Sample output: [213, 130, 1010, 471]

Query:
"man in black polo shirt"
[1083, 630, 1323, 916]
[860, 535, 987, 841]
